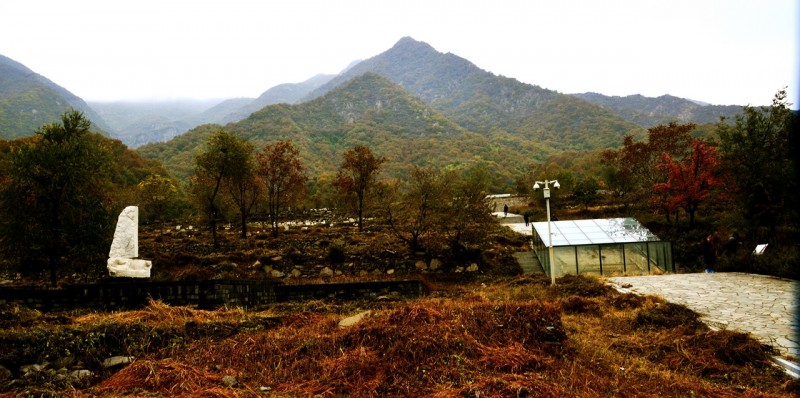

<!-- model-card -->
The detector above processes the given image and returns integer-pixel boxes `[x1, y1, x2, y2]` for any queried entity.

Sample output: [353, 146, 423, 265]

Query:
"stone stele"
[107, 206, 152, 278]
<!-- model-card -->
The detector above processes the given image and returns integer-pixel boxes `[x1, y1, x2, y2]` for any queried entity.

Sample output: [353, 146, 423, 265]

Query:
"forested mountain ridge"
[0, 54, 110, 139]
[304, 37, 642, 151]
[87, 74, 336, 148]
[138, 73, 520, 183]
[572, 92, 744, 127]
[218, 73, 336, 124]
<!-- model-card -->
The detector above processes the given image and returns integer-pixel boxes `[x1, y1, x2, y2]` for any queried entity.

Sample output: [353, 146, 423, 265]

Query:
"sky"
[1, 0, 797, 107]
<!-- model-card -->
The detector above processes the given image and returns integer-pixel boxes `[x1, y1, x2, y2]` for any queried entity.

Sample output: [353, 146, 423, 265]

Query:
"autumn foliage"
[653, 139, 722, 227]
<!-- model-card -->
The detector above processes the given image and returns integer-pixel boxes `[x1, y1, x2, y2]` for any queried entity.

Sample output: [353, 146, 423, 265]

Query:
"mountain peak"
[392, 36, 434, 50]
[386, 37, 439, 57]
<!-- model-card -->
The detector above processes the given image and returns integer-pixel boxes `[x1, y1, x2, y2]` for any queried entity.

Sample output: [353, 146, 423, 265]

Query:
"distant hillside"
[0, 54, 110, 139]
[219, 74, 336, 124]
[89, 99, 229, 148]
[571, 92, 743, 127]
[139, 73, 541, 190]
[89, 74, 335, 148]
[305, 37, 641, 151]
[138, 38, 650, 189]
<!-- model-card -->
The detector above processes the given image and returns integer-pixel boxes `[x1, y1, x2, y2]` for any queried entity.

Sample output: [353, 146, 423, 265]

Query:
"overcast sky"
[2, 0, 797, 107]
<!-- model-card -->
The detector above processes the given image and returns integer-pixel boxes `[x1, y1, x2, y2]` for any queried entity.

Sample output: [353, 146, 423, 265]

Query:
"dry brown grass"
[73, 298, 249, 326]
[3, 275, 796, 397]
[68, 275, 796, 398]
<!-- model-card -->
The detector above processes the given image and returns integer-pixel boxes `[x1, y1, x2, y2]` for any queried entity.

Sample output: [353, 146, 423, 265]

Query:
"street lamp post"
[533, 179, 559, 285]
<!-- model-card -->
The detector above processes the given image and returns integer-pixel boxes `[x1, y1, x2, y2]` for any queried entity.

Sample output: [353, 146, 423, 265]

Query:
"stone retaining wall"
[0, 279, 424, 311]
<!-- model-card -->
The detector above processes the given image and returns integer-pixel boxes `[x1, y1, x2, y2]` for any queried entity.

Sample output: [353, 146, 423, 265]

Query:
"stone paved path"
[607, 273, 799, 361]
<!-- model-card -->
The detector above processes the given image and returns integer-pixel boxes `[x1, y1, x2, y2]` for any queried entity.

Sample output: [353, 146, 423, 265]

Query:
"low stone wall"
[275, 280, 424, 302]
[0, 279, 425, 311]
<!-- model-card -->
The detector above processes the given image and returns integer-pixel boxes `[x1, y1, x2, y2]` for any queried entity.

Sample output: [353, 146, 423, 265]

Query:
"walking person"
[503, 204, 508, 217]
[703, 234, 717, 273]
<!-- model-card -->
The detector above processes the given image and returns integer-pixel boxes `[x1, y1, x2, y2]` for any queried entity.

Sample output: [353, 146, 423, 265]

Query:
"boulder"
[70, 369, 93, 381]
[222, 375, 237, 387]
[0, 365, 11, 383]
[102, 356, 134, 369]
[270, 270, 285, 278]
[338, 311, 371, 328]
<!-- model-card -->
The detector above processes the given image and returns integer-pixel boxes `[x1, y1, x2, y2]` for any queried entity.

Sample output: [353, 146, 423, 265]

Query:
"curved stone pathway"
[607, 273, 799, 364]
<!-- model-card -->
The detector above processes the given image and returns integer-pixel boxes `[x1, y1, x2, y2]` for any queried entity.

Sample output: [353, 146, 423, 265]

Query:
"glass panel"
[601, 244, 625, 275]
[551, 246, 576, 278]
[576, 245, 601, 275]
[623, 243, 650, 274]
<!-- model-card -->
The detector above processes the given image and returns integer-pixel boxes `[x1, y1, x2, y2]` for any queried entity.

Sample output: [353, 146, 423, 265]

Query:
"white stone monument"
[107, 206, 152, 278]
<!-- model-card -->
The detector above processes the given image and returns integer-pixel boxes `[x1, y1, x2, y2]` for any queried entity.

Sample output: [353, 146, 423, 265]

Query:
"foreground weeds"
[1, 275, 796, 397]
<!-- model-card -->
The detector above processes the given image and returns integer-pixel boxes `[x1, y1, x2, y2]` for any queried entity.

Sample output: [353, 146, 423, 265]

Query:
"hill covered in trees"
[138, 38, 648, 188]
[138, 73, 509, 183]
[572, 92, 744, 128]
[0, 54, 110, 139]
[306, 37, 642, 151]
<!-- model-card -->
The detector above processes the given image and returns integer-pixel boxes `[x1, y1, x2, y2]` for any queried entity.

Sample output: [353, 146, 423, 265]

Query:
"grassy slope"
[1, 274, 795, 397]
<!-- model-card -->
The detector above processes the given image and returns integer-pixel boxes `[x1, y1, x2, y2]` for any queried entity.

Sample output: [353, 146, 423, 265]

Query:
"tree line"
[0, 89, 796, 285]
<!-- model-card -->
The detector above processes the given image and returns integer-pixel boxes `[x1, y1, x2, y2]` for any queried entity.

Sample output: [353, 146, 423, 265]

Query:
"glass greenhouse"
[530, 218, 673, 277]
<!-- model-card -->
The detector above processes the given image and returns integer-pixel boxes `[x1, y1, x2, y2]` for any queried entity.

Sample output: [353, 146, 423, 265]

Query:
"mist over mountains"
[2, 37, 744, 154]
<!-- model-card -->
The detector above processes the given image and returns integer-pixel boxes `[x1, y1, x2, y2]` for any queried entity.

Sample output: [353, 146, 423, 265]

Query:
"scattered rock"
[319, 267, 334, 277]
[466, 263, 479, 272]
[386, 269, 395, 275]
[290, 269, 303, 278]
[0, 365, 11, 383]
[222, 375, 237, 387]
[70, 369, 93, 381]
[338, 310, 372, 328]
[376, 292, 401, 301]
[20, 363, 46, 376]
[270, 270, 285, 278]
[415, 260, 428, 271]
[102, 356, 134, 369]
[429, 259, 442, 270]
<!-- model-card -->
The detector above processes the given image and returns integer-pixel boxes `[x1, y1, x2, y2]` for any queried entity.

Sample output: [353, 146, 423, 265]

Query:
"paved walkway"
[607, 273, 799, 361]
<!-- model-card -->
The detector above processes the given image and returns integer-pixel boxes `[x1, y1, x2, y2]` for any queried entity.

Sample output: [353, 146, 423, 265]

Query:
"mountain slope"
[571, 92, 744, 127]
[0, 54, 110, 139]
[90, 99, 230, 148]
[92, 74, 335, 148]
[139, 73, 530, 186]
[305, 37, 641, 150]
[219, 74, 336, 124]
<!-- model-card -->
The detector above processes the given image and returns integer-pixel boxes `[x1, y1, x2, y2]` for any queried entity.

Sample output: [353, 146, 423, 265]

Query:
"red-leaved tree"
[653, 139, 721, 227]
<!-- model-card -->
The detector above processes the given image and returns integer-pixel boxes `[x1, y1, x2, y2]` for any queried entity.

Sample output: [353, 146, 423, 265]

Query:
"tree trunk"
[240, 211, 248, 238]
[357, 192, 364, 232]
